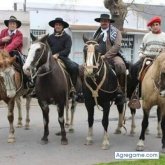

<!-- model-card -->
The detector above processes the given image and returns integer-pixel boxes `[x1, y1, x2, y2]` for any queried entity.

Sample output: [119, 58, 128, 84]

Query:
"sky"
[0, 0, 165, 10]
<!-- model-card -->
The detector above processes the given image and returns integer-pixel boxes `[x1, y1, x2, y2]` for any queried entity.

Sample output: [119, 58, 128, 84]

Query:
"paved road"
[0, 99, 161, 165]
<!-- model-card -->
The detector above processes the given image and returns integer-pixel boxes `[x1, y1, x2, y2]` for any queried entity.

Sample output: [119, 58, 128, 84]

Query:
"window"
[30, 29, 46, 38]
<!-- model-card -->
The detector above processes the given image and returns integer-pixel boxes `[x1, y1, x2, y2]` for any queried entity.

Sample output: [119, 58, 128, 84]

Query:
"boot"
[115, 73, 126, 105]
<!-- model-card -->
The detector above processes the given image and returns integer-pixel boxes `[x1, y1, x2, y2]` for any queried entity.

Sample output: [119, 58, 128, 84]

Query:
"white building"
[6, 2, 152, 63]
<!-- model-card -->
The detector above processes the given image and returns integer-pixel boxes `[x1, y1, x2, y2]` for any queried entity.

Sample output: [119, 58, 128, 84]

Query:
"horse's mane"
[0, 50, 10, 59]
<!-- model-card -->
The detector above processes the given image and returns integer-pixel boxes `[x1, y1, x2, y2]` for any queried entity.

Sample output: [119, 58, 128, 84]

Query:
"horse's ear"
[30, 33, 37, 42]
[40, 34, 49, 43]
[83, 34, 89, 43]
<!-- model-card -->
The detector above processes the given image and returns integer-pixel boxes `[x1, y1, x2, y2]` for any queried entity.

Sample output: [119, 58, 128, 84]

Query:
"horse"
[127, 60, 162, 137]
[82, 36, 125, 150]
[135, 52, 165, 152]
[23, 34, 77, 145]
[0, 50, 32, 143]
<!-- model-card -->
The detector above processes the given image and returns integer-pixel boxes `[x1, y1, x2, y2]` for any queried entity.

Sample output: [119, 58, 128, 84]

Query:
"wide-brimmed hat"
[147, 16, 161, 27]
[4, 16, 22, 28]
[48, 17, 69, 28]
[94, 14, 115, 23]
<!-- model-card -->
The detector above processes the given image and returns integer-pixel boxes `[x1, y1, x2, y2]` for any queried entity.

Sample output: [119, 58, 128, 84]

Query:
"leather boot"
[115, 73, 126, 105]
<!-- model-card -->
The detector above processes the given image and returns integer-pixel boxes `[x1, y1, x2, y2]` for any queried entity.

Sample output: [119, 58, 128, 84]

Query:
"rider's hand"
[53, 53, 59, 60]
[2, 36, 11, 43]
[101, 55, 105, 60]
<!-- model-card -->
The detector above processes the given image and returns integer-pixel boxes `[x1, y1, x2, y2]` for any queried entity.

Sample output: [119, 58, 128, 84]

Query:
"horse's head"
[83, 35, 102, 76]
[0, 50, 16, 71]
[0, 50, 17, 98]
[23, 34, 49, 76]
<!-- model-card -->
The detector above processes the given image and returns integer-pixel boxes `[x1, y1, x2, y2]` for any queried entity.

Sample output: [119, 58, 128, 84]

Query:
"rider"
[136, 16, 165, 78]
[0, 15, 24, 66]
[93, 14, 126, 104]
[139, 16, 165, 59]
[47, 17, 79, 93]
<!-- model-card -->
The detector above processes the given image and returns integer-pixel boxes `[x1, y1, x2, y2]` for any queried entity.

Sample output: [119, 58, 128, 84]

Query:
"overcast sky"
[0, 0, 164, 10]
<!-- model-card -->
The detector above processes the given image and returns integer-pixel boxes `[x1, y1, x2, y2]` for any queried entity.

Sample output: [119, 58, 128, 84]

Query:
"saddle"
[138, 57, 154, 82]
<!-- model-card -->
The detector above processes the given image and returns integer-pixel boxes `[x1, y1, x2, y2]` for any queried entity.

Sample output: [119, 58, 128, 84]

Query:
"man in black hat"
[47, 17, 79, 93]
[0, 16, 23, 63]
[93, 14, 126, 104]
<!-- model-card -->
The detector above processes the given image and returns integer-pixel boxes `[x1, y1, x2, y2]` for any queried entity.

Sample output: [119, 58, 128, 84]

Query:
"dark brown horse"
[23, 34, 76, 145]
[0, 50, 32, 143]
[82, 37, 125, 149]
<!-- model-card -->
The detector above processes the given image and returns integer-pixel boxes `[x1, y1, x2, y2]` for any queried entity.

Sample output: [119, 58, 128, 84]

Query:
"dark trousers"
[60, 56, 79, 87]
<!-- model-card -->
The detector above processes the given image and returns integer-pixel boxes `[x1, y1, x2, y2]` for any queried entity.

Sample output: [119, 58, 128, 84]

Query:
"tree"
[104, 0, 128, 31]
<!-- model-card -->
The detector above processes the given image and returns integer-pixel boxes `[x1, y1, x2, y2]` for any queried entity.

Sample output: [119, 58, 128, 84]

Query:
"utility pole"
[24, 0, 26, 12]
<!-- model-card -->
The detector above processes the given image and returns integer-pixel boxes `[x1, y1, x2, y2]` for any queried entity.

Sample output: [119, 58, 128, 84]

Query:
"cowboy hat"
[4, 16, 22, 28]
[147, 16, 161, 27]
[94, 14, 115, 23]
[48, 17, 69, 28]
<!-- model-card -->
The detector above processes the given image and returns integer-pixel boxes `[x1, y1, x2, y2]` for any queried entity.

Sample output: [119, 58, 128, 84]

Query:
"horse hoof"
[85, 140, 93, 145]
[41, 139, 48, 145]
[55, 131, 61, 136]
[136, 145, 144, 151]
[61, 139, 68, 145]
[24, 126, 30, 130]
[145, 130, 150, 135]
[161, 148, 165, 153]
[65, 123, 69, 128]
[156, 134, 162, 138]
[101, 144, 110, 150]
[16, 124, 23, 128]
[69, 128, 74, 133]
[114, 129, 121, 134]
[130, 131, 135, 136]
[8, 138, 15, 143]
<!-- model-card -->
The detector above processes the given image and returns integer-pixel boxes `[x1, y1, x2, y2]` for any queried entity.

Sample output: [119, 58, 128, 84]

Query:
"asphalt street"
[0, 99, 162, 165]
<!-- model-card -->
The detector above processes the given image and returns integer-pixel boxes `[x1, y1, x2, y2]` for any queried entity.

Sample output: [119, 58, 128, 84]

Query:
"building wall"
[0, 10, 30, 55]
[27, 4, 148, 63]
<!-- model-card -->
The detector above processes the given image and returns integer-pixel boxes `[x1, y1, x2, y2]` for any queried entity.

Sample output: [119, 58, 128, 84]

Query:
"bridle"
[83, 40, 118, 110]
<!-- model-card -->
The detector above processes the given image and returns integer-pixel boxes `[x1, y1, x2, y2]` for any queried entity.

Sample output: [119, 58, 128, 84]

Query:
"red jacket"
[0, 28, 23, 53]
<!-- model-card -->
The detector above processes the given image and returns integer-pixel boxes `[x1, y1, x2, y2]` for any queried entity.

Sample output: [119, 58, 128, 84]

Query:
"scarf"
[93, 25, 118, 45]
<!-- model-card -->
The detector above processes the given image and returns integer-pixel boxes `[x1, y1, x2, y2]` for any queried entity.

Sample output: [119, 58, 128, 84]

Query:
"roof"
[129, 4, 165, 31]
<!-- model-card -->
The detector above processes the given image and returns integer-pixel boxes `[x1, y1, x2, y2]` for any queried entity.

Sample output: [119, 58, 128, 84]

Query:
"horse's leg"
[7, 99, 15, 143]
[68, 94, 77, 133]
[85, 102, 94, 145]
[161, 114, 165, 153]
[130, 108, 136, 136]
[24, 96, 31, 130]
[65, 103, 70, 128]
[101, 102, 110, 150]
[57, 104, 68, 145]
[15, 97, 23, 128]
[136, 109, 149, 151]
[156, 106, 162, 138]
[114, 104, 124, 134]
[38, 100, 49, 144]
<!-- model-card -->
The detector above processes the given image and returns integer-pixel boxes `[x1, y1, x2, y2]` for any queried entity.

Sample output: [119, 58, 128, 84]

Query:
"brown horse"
[23, 34, 77, 145]
[136, 52, 165, 153]
[0, 50, 32, 143]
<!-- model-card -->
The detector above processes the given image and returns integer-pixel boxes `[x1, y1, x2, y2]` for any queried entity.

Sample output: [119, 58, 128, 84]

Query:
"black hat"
[48, 17, 69, 28]
[4, 16, 22, 28]
[94, 14, 115, 23]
